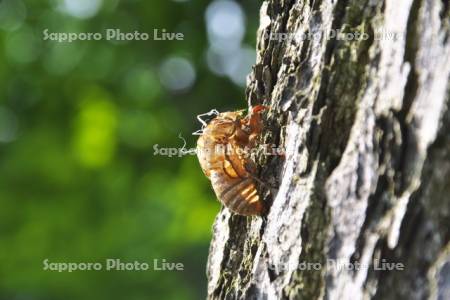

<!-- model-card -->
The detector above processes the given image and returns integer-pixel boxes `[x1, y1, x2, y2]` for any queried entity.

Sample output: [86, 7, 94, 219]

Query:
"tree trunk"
[206, 0, 450, 299]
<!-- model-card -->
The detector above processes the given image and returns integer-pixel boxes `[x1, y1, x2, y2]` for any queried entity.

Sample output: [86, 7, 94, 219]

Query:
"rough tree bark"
[206, 0, 450, 299]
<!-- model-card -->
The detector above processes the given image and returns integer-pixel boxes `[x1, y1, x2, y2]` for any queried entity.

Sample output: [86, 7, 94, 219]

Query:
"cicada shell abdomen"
[196, 107, 266, 216]
[209, 169, 265, 216]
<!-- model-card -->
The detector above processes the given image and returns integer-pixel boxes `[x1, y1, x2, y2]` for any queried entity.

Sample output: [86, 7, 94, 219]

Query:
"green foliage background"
[0, 0, 259, 299]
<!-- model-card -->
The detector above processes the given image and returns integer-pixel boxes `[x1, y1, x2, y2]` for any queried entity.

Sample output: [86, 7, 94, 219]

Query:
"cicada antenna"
[197, 109, 220, 127]
[178, 133, 197, 155]
[192, 129, 204, 136]
[192, 109, 220, 136]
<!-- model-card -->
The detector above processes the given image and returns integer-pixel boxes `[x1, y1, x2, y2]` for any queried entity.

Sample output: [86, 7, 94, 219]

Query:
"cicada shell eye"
[207, 113, 240, 139]
[207, 121, 234, 140]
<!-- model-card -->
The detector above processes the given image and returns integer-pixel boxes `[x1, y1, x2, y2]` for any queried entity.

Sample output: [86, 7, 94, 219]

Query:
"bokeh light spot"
[227, 46, 255, 86]
[207, 45, 255, 87]
[44, 43, 86, 75]
[205, 0, 245, 54]
[159, 57, 196, 93]
[5, 26, 41, 65]
[73, 88, 118, 168]
[205, 0, 255, 87]
[58, 0, 103, 19]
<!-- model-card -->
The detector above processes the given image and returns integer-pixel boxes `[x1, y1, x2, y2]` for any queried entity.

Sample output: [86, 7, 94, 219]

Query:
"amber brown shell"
[196, 107, 266, 216]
